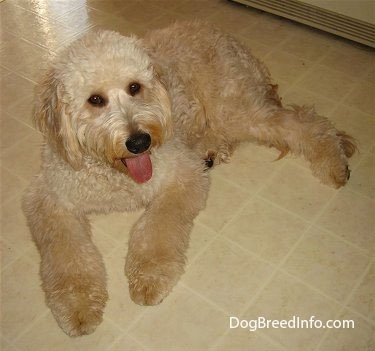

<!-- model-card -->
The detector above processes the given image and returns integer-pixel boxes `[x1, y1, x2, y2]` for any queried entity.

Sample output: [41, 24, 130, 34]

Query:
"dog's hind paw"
[312, 156, 352, 189]
[311, 132, 356, 188]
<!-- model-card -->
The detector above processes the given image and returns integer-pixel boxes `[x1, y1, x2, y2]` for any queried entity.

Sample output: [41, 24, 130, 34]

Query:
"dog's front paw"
[46, 287, 108, 337]
[126, 260, 182, 306]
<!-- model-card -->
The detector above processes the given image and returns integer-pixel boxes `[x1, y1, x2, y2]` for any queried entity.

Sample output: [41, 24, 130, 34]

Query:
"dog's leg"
[125, 168, 209, 306]
[246, 105, 356, 188]
[22, 187, 108, 337]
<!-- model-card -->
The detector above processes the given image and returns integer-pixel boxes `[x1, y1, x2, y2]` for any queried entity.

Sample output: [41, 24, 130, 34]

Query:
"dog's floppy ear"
[34, 68, 83, 170]
[152, 63, 173, 141]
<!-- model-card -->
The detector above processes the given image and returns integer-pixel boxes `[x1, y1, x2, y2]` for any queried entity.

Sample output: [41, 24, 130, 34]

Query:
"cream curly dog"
[23, 22, 355, 336]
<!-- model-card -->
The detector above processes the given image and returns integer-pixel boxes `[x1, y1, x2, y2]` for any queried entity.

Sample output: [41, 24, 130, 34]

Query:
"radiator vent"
[232, 0, 375, 48]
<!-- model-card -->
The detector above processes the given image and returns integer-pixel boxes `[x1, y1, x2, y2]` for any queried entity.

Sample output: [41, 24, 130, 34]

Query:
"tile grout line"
[179, 282, 231, 316]
[104, 318, 151, 351]
[252, 172, 374, 257]
[2, 4, 373, 351]
[207, 261, 282, 350]
[276, 42, 336, 97]
[12, 309, 50, 345]
[313, 222, 374, 259]
[215, 161, 289, 236]
[196, 155, 351, 350]
[1, 244, 35, 272]
[313, 257, 375, 351]
[337, 257, 375, 320]
[208, 213, 315, 350]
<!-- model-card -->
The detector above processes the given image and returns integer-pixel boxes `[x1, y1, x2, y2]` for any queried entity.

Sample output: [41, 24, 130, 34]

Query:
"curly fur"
[22, 21, 355, 336]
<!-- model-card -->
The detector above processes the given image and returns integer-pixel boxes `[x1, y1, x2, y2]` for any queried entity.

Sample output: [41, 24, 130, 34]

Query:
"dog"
[22, 21, 356, 336]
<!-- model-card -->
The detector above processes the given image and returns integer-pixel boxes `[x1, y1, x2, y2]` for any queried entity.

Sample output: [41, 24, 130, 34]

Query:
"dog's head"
[34, 30, 172, 183]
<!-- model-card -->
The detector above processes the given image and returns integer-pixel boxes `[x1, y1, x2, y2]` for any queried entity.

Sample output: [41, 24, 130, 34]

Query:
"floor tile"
[280, 28, 334, 62]
[2, 6, 76, 51]
[102, 247, 148, 330]
[259, 162, 337, 221]
[129, 286, 228, 351]
[347, 148, 375, 198]
[1, 1, 373, 350]
[86, 0, 128, 14]
[282, 86, 338, 117]
[91, 226, 119, 258]
[0, 35, 50, 73]
[14, 312, 122, 351]
[320, 44, 375, 79]
[1, 112, 34, 150]
[0, 65, 12, 79]
[347, 262, 375, 323]
[299, 65, 356, 102]
[282, 226, 371, 303]
[3, 94, 35, 126]
[221, 196, 307, 264]
[1, 167, 27, 205]
[208, 1, 262, 35]
[182, 237, 275, 315]
[215, 329, 285, 351]
[12, 0, 83, 21]
[1, 338, 18, 351]
[118, 2, 167, 25]
[329, 105, 375, 154]
[344, 80, 375, 115]
[57, 5, 113, 31]
[186, 222, 217, 265]
[239, 36, 273, 59]
[91, 210, 143, 243]
[244, 271, 342, 351]
[317, 310, 375, 351]
[1, 131, 43, 181]
[213, 143, 281, 193]
[243, 12, 299, 47]
[263, 50, 312, 85]
[363, 64, 375, 84]
[196, 174, 250, 231]
[316, 189, 375, 254]
[108, 333, 147, 351]
[1, 194, 35, 264]
[95, 17, 145, 37]
[1, 73, 36, 107]
[1, 257, 47, 340]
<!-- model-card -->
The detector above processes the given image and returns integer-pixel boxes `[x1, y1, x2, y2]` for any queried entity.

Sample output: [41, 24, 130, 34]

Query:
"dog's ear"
[153, 64, 173, 141]
[33, 68, 60, 136]
[34, 68, 83, 170]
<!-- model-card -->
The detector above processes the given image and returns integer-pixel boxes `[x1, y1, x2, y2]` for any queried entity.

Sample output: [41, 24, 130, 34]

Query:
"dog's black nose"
[125, 133, 151, 154]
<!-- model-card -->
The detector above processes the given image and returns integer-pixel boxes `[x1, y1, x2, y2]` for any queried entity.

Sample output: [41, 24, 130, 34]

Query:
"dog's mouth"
[121, 153, 152, 184]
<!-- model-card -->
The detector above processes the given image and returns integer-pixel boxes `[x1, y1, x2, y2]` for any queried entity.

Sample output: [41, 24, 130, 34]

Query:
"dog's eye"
[128, 82, 141, 96]
[88, 95, 106, 107]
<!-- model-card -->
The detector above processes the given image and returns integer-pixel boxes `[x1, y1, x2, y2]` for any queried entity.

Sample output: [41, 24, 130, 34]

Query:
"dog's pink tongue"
[124, 154, 152, 184]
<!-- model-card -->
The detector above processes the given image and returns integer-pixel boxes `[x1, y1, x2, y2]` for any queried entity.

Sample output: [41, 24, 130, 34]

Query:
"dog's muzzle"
[121, 132, 153, 184]
[125, 132, 151, 154]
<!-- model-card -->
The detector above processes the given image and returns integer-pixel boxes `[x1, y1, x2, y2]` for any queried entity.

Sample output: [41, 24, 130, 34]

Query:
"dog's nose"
[125, 132, 151, 154]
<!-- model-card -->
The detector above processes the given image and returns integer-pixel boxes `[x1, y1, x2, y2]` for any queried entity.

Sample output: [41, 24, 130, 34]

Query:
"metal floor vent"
[232, 0, 375, 48]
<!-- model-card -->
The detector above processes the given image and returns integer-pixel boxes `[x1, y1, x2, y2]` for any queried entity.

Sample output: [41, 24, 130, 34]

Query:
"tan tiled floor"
[1, 1, 374, 350]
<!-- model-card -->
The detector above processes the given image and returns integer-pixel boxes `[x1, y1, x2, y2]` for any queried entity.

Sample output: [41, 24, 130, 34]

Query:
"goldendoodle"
[22, 22, 356, 336]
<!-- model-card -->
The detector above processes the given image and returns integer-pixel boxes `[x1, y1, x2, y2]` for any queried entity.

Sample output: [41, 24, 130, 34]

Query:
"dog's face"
[35, 30, 172, 183]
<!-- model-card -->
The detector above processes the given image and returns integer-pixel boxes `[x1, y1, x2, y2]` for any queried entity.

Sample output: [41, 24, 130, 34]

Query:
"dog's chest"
[44, 160, 155, 213]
